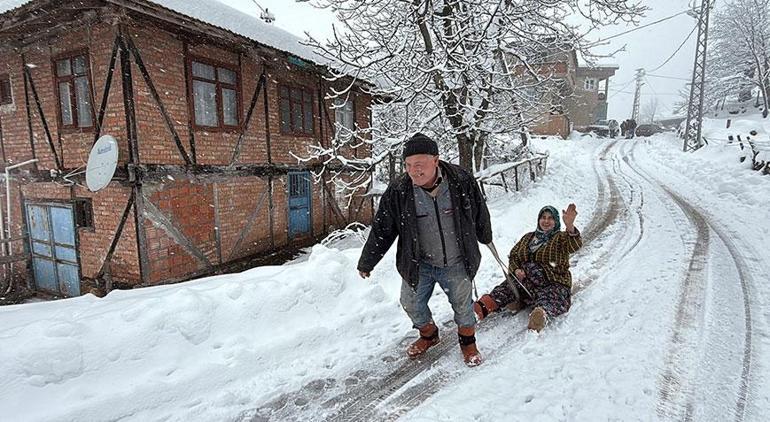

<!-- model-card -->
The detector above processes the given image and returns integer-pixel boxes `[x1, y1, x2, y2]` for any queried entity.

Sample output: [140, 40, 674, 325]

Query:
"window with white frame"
[334, 97, 355, 133]
[584, 78, 597, 90]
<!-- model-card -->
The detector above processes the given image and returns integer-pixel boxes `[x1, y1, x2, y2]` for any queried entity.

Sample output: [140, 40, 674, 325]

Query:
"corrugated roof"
[0, 0, 328, 67]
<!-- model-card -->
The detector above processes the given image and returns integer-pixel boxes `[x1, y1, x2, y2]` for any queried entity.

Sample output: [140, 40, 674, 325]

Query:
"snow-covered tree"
[709, 0, 770, 116]
[641, 97, 659, 123]
[300, 0, 645, 198]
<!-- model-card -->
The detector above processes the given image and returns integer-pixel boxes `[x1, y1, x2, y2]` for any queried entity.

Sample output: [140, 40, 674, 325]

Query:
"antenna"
[251, 0, 276, 24]
[86, 135, 119, 192]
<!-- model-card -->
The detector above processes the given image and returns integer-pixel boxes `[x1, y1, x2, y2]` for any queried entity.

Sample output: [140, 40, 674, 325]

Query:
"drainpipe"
[4, 159, 38, 256]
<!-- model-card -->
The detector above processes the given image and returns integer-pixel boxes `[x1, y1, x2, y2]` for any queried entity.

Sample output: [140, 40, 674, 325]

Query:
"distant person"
[357, 133, 493, 366]
[620, 120, 628, 138]
[627, 119, 637, 139]
[473, 204, 582, 331]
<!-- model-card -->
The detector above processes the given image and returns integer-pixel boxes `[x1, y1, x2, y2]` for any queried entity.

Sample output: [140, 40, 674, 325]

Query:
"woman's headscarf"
[528, 205, 561, 253]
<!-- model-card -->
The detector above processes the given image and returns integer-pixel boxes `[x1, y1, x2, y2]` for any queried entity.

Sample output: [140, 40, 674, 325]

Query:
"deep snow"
[1, 124, 769, 421]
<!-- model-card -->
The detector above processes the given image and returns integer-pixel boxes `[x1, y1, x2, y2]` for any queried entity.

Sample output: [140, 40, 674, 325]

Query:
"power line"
[644, 76, 659, 96]
[647, 74, 691, 81]
[647, 23, 698, 73]
[588, 9, 692, 46]
[609, 90, 683, 96]
[608, 77, 637, 99]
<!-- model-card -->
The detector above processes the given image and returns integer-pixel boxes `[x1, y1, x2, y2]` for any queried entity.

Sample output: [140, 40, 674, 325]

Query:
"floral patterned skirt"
[488, 261, 571, 317]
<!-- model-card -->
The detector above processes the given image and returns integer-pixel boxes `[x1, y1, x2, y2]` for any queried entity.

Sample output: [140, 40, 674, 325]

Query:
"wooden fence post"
[514, 165, 520, 191]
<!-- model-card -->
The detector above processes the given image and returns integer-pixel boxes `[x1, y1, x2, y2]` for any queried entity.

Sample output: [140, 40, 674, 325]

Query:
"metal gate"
[25, 203, 80, 296]
[288, 172, 312, 238]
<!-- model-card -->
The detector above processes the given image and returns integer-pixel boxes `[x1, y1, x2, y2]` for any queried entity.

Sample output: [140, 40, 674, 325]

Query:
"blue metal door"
[288, 172, 312, 238]
[26, 203, 80, 296]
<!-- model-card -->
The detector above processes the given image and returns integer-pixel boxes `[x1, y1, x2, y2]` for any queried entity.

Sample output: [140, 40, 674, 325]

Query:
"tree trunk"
[473, 132, 487, 172]
[457, 132, 474, 170]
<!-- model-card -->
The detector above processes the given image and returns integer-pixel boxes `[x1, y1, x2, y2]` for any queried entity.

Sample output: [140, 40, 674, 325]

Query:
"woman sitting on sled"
[474, 204, 582, 331]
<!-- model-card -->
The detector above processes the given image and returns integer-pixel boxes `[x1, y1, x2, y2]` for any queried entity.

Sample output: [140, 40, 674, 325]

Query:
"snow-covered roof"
[0, 0, 29, 14]
[0, 0, 328, 68]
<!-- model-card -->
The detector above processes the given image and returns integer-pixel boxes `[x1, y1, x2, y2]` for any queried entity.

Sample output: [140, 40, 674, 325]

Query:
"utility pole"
[631, 68, 644, 121]
[682, 0, 713, 152]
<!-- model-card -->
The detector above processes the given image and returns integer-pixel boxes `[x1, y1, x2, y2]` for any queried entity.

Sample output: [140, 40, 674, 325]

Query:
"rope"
[486, 242, 533, 299]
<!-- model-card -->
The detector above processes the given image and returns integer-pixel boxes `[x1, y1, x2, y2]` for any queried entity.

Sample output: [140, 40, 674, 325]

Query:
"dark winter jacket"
[357, 161, 493, 288]
[508, 229, 582, 289]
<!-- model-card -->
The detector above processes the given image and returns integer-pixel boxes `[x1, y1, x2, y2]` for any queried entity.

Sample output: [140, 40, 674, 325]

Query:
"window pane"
[72, 56, 87, 75]
[292, 101, 303, 132]
[346, 101, 355, 130]
[218, 67, 236, 84]
[193, 80, 218, 126]
[222, 88, 237, 126]
[59, 82, 73, 125]
[75, 76, 92, 127]
[280, 98, 291, 132]
[192, 61, 216, 80]
[334, 105, 344, 129]
[335, 99, 354, 132]
[303, 95, 313, 133]
[56, 59, 71, 77]
[0, 77, 11, 105]
[291, 88, 302, 103]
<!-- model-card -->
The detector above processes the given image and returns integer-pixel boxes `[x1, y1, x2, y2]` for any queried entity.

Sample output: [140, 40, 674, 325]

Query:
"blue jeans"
[400, 262, 476, 329]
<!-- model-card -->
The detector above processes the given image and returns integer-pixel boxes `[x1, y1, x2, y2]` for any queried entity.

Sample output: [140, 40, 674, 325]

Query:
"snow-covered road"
[1, 134, 768, 421]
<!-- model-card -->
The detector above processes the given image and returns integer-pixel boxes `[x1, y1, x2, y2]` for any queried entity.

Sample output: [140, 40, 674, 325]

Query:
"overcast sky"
[222, 0, 700, 121]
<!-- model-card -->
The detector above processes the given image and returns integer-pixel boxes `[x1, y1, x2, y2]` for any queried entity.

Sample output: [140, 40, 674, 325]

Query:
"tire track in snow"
[330, 141, 647, 421]
[573, 140, 644, 293]
[366, 140, 647, 420]
[626, 142, 754, 422]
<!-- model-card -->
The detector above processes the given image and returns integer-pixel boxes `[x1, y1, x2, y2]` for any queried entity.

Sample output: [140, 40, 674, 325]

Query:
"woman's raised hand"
[563, 203, 577, 231]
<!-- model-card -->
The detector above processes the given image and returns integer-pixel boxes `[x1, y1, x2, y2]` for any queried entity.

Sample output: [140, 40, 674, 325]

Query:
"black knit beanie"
[403, 133, 439, 159]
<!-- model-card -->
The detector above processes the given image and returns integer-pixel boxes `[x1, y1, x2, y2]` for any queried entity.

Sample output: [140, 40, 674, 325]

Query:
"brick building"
[0, 0, 374, 298]
[516, 46, 618, 138]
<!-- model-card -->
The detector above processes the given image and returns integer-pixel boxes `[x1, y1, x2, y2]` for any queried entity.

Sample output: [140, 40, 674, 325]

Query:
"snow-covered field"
[1, 129, 769, 421]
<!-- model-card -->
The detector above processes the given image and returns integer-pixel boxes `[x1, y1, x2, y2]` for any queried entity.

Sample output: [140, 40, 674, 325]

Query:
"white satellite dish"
[86, 135, 119, 192]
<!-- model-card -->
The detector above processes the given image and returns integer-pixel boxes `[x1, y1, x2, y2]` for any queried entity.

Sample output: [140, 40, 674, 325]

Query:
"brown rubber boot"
[458, 326, 482, 367]
[473, 294, 499, 321]
[406, 322, 439, 359]
[527, 306, 547, 332]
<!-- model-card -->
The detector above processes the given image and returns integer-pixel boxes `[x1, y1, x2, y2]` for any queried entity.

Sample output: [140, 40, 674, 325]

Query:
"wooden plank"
[226, 186, 270, 261]
[0, 236, 26, 244]
[0, 254, 29, 265]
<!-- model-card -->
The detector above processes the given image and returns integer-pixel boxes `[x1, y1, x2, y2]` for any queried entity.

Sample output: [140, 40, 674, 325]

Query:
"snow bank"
[0, 244, 405, 421]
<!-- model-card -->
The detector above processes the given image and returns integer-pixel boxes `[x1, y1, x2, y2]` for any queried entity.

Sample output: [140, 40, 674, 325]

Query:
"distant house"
[0, 0, 373, 298]
[571, 65, 618, 127]
[517, 46, 618, 138]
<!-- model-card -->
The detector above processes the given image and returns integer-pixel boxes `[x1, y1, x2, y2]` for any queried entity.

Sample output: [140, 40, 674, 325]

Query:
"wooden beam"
[226, 187, 270, 261]
[229, 71, 266, 166]
[142, 196, 213, 270]
[123, 35, 192, 166]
